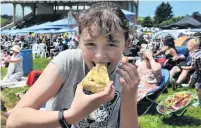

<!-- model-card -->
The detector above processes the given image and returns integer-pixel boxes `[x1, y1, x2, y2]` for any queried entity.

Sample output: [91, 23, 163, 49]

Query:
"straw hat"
[11, 45, 21, 53]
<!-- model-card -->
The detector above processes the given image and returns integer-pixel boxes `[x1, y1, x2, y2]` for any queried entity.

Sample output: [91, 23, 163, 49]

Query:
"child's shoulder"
[59, 49, 82, 57]
[52, 49, 82, 63]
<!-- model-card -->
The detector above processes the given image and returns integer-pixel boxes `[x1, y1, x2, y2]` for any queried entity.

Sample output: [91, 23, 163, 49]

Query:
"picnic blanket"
[0, 77, 27, 88]
[137, 82, 159, 102]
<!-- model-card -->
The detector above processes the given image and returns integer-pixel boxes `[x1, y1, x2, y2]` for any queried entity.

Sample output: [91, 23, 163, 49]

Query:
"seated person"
[50, 40, 64, 59]
[1, 45, 23, 84]
[154, 36, 181, 70]
[136, 49, 162, 102]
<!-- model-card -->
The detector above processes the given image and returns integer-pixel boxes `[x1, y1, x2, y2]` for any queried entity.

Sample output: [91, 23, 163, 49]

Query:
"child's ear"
[124, 38, 131, 50]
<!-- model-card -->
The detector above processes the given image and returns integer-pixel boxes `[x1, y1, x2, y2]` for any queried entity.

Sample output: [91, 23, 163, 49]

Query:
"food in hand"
[82, 63, 110, 93]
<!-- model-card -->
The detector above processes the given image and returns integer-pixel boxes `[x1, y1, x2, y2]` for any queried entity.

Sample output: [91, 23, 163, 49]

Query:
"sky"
[1, 1, 201, 17]
[139, 1, 201, 17]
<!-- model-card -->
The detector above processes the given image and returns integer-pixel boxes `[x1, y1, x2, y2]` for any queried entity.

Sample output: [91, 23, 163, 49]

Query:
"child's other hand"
[69, 81, 115, 124]
[117, 57, 140, 100]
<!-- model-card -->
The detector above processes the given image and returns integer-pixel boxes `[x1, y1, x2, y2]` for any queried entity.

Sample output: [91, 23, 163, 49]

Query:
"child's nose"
[94, 49, 107, 60]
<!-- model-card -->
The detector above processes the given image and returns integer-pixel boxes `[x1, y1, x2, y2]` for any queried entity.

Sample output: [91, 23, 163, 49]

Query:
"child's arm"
[7, 63, 115, 128]
[117, 58, 139, 128]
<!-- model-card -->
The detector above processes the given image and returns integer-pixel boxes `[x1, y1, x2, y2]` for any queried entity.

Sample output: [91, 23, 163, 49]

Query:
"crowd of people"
[1, 32, 79, 59]
[1, 2, 201, 128]
[1, 32, 79, 84]
[126, 32, 201, 107]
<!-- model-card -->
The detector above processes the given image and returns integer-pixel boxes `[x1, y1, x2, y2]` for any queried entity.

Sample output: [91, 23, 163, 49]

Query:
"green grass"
[138, 17, 145, 21]
[1, 58, 201, 128]
[138, 87, 201, 128]
[32, 58, 51, 70]
[0, 17, 9, 27]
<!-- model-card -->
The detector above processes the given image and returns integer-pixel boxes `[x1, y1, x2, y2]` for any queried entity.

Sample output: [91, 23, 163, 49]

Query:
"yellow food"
[82, 63, 110, 93]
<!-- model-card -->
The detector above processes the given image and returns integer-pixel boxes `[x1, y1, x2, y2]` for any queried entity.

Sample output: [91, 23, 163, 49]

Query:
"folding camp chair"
[138, 68, 170, 115]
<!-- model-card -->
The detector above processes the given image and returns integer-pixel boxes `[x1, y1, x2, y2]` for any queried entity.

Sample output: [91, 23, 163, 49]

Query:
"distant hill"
[1, 15, 12, 27]
[138, 17, 145, 21]
[138, 17, 144, 25]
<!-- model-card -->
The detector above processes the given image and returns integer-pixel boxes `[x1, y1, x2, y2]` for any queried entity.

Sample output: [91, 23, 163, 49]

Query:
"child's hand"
[117, 57, 140, 100]
[68, 81, 115, 124]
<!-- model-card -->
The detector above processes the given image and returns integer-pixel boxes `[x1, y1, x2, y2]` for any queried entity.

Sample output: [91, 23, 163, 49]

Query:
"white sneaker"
[181, 84, 189, 88]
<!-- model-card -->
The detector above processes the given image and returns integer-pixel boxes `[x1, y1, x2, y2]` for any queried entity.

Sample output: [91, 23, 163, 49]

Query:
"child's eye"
[108, 43, 117, 47]
[85, 43, 96, 48]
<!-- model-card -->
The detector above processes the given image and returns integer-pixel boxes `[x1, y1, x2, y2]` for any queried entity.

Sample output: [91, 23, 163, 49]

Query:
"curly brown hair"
[78, 2, 129, 41]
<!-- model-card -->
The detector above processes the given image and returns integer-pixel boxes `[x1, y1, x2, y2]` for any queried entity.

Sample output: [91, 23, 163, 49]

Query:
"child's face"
[79, 28, 126, 75]
[187, 41, 194, 52]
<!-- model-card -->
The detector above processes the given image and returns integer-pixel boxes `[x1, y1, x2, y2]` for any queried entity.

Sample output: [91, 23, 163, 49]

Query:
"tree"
[192, 11, 201, 22]
[154, 2, 174, 25]
[142, 16, 153, 27]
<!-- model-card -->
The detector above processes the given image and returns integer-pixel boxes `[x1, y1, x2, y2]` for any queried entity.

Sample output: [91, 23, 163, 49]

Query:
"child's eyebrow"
[108, 39, 120, 44]
[84, 38, 95, 42]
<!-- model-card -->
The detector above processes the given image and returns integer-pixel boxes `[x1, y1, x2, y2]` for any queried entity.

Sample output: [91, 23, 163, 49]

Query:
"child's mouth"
[92, 61, 111, 69]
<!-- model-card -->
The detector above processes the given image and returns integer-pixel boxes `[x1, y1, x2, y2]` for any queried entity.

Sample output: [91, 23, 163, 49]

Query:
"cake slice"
[82, 63, 110, 93]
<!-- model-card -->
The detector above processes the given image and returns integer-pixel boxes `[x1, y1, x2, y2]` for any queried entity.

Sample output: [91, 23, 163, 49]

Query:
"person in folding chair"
[136, 49, 162, 102]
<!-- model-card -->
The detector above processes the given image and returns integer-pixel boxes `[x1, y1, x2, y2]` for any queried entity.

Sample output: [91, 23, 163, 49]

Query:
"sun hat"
[11, 45, 21, 53]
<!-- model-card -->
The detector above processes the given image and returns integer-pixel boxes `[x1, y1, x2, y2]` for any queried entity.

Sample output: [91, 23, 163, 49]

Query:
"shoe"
[193, 101, 201, 107]
[181, 84, 190, 88]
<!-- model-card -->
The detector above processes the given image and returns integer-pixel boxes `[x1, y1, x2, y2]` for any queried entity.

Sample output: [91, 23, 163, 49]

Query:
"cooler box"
[20, 49, 33, 76]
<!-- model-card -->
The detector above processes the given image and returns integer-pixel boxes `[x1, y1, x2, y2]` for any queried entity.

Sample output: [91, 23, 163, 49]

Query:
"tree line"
[140, 2, 201, 28]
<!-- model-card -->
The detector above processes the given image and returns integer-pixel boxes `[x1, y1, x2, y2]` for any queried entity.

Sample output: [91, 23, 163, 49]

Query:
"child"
[7, 2, 140, 128]
[186, 38, 201, 107]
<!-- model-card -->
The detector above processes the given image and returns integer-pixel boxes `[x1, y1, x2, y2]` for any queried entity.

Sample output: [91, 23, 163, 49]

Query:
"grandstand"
[1, 0, 139, 30]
